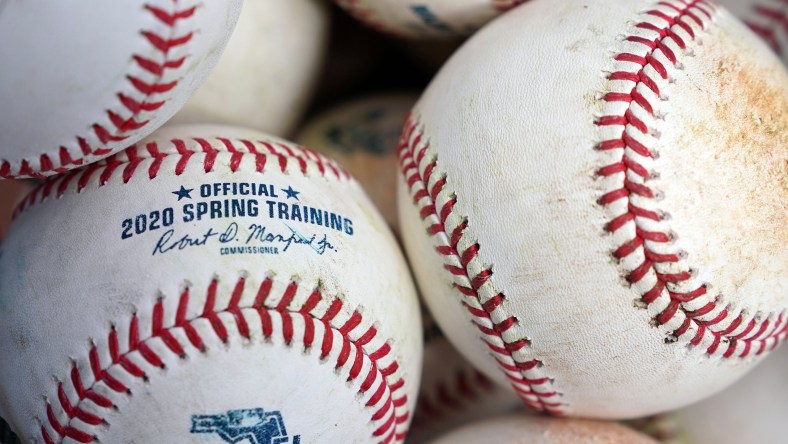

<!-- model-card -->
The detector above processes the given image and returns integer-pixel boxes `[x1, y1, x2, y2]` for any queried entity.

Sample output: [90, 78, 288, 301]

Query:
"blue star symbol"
[282, 186, 300, 200]
[172, 186, 193, 201]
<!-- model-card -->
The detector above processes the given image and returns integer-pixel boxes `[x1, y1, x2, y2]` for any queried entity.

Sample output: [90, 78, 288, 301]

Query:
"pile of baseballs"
[0, 1, 785, 443]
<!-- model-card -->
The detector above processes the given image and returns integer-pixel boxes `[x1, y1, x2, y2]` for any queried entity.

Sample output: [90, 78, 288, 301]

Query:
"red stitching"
[399, 0, 787, 417]
[412, 368, 496, 427]
[597, 0, 787, 357]
[397, 117, 564, 415]
[40, 276, 409, 443]
[0, 1, 196, 180]
[742, 0, 788, 55]
[13, 137, 350, 219]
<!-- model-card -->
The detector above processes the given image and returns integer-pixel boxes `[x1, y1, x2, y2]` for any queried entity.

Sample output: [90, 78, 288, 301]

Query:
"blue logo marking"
[281, 186, 300, 201]
[191, 408, 301, 444]
[172, 186, 194, 201]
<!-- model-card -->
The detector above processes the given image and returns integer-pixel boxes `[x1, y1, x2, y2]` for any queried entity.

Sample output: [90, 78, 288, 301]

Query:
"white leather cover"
[0, 1, 241, 178]
[0, 125, 422, 443]
[398, 0, 788, 419]
[169, 0, 330, 137]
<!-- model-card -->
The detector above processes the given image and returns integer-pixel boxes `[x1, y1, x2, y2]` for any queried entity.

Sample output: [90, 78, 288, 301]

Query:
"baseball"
[430, 415, 657, 444]
[0, 125, 422, 443]
[0, 1, 241, 179]
[296, 93, 418, 233]
[333, 0, 526, 38]
[168, 0, 330, 137]
[398, 0, 788, 419]
[717, 0, 787, 64]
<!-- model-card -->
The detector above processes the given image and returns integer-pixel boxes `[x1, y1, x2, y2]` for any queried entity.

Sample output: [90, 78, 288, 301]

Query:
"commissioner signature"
[152, 222, 336, 256]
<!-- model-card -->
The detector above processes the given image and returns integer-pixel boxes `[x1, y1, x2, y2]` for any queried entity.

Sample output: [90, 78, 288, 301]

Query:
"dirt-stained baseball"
[398, 0, 788, 419]
[430, 415, 658, 444]
[0, 125, 422, 443]
[333, 0, 527, 38]
[0, 1, 241, 179]
[169, 0, 330, 137]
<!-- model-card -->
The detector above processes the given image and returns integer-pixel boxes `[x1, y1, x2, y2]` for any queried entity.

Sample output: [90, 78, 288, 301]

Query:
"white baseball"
[333, 0, 527, 38]
[0, 1, 241, 179]
[717, 0, 787, 64]
[296, 93, 419, 234]
[0, 125, 422, 443]
[169, 0, 330, 137]
[430, 415, 657, 444]
[398, 0, 788, 419]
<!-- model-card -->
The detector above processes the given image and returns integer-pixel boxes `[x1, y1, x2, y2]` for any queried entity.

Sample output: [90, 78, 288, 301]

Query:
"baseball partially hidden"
[0, 1, 241, 178]
[430, 415, 657, 444]
[0, 125, 422, 442]
[334, 0, 526, 38]
[296, 94, 418, 233]
[169, 0, 329, 136]
[717, 0, 787, 64]
[398, 0, 787, 419]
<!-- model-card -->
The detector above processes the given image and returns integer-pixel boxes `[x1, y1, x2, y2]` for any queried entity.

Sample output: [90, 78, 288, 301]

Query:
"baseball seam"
[596, 0, 787, 357]
[412, 367, 496, 427]
[0, 0, 196, 180]
[40, 276, 409, 444]
[399, 0, 787, 418]
[398, 117, 565, 415]
[14, 136, 351, 218]
[741, 0, 788, 55]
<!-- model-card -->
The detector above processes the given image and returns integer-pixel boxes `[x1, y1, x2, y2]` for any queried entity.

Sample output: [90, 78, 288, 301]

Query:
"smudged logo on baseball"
[119, 181, 354, 257]
[191, 408, 301, 444]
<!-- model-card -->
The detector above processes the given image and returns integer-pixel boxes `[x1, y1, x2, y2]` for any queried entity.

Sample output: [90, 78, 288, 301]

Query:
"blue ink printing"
[191, 408, 301, 444]
[172, 186, 194, 201]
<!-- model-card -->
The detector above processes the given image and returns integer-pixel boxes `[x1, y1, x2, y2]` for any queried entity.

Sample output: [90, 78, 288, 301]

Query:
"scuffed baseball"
[0, 1, 242, 178]
[717, 0, 787, 64]
[169, 0, 330, 137]
[296, 93, 418, 234]
[430, 415, 657, 444]
[333, 0, 527, 39]
[0, 125, 422, 443]
[398, 0, 788, 419]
